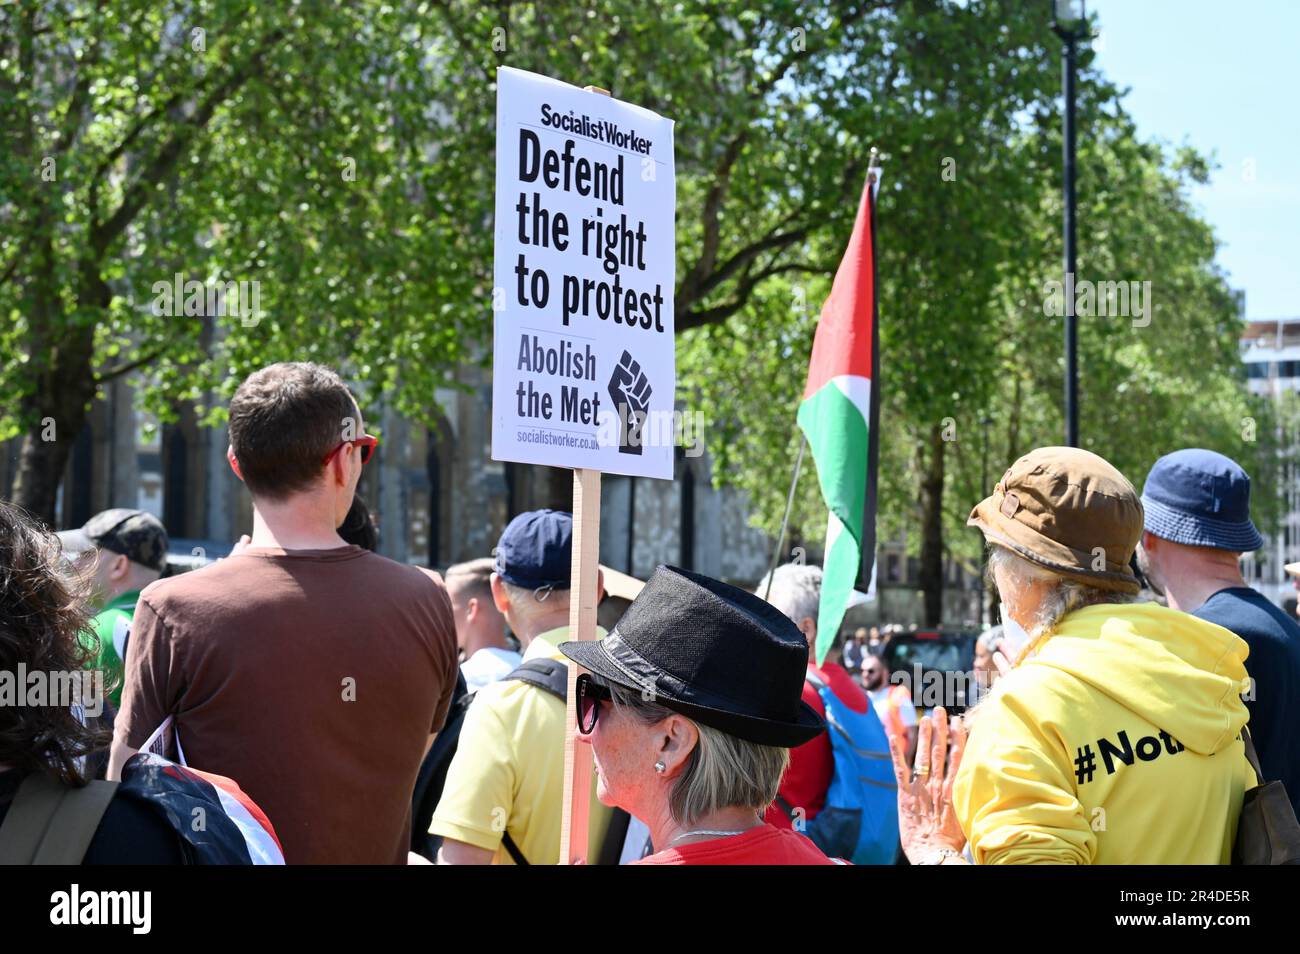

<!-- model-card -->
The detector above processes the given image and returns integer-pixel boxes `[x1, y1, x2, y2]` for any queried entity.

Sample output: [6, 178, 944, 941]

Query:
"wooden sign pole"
[559, 83, 610, 866]
[560, 467, 601, 864]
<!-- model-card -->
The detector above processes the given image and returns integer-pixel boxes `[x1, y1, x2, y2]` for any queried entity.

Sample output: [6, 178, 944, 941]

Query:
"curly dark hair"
[0, 501, 108, 785]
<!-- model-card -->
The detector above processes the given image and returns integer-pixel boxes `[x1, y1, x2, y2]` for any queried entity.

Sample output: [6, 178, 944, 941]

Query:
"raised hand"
[889, 705, 969, 864]
[606, 350, 652, 454]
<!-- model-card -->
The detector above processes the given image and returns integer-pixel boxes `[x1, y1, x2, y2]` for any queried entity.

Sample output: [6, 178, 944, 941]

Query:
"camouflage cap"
[57, 509, 170, 572]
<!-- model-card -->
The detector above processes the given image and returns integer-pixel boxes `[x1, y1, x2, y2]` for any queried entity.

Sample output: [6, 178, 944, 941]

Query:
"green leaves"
[0, 0, 1261, 563]
[679, 1, 1259, 575]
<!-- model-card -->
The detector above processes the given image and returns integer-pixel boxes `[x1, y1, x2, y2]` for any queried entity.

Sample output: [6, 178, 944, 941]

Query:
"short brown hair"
[228, 362, 360, 500]
[444, 557, 495, 604]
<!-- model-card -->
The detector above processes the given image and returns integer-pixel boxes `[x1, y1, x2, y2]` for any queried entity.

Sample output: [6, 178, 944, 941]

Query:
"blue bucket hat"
[493, 509, 573, 591]
[1141, 449, 1263, 552]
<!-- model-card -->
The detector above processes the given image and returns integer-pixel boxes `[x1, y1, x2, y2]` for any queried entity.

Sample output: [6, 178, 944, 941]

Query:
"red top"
[802, 174, 875, 397]
[763, 661, 870, 830]
[633, 823, 839, 866]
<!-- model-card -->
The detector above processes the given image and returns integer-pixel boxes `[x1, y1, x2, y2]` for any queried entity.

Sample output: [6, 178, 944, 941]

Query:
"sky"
[1088, 0, 1299, 321]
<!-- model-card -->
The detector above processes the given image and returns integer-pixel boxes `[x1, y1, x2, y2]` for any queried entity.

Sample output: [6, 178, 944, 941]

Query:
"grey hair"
[987, 545, 1138, 656]
[608, 684, 790, 827]
[500, 580, 569, 613]
[756, 563, 822, 628]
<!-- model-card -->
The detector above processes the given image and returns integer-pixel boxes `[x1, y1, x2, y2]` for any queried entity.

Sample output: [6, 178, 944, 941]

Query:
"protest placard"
[492, 66, 676, 479]
[490, 69, 676, 864]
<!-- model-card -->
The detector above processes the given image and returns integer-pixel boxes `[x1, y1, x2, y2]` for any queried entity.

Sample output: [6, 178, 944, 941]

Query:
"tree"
[681, 0, 1064, 622]
[2, 1, 492, 520]
[1, 0, 905, 522]
[681, 4, 1267, 624]
[4, 0, 1264, 627]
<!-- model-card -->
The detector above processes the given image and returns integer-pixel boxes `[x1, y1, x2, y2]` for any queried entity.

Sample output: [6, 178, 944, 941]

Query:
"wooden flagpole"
[559, 84, 610, 866]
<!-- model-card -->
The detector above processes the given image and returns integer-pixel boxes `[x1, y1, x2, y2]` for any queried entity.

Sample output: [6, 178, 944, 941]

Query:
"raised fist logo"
[607, 350, 652, 455]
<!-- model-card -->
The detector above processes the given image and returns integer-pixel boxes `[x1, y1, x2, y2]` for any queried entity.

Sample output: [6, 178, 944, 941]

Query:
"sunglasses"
[576, 673, 612, 735]
[322, 434, 378, 466]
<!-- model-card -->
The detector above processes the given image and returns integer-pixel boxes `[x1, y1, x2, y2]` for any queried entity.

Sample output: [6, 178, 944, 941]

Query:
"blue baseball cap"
[1141, 449, 1263, 553]
[494, 509, 573, 590]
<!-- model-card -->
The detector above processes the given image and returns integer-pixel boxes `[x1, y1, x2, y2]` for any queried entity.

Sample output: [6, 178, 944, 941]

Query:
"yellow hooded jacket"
[953, 602, 1256, 864]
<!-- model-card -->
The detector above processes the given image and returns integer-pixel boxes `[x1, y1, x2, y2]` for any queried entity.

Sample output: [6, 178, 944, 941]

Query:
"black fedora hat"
[558, 565, 824, 747]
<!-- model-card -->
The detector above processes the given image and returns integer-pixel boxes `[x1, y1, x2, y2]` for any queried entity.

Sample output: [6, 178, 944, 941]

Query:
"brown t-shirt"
[114, 545, 459, 864]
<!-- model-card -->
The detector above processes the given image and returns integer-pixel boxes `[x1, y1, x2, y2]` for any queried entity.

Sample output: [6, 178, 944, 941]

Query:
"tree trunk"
[6, 21, 282, 527]
[12, 424, 73, 525]
[11, 249, 104, 525]
[985, 373, 1023, 625]
[917, 424, 947, 627]
[10, 376, 95, 526]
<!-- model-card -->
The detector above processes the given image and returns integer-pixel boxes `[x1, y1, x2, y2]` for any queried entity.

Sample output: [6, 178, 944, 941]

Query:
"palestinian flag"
[122, 751, 285, 864]
[797, 171, 880, 665]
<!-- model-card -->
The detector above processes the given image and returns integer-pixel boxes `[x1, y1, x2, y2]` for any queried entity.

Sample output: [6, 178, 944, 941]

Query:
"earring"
[654, 760, 666, 774]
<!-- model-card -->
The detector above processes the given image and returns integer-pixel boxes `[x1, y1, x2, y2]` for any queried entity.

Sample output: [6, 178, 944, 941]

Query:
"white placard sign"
[491, 67, 676, 479]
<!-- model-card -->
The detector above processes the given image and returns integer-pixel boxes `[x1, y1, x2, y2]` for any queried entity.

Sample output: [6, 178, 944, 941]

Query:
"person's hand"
[230, 534, 251, 556]
[992, 649, 1013, 678]
[889, 705, 968, 864]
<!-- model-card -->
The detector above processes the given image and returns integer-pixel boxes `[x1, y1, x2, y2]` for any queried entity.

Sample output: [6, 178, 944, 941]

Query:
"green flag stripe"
[797, 381, 870, 664]
[797, 382, 868, 538]
[817, 510, 861, 663]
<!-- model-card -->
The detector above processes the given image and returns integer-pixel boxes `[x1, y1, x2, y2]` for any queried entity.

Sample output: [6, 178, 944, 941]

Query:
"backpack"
[410, 671, 472, 859]
[0, 773, 119, 864]
[411, 658, 629, 865]
[0, 757, 281, 865]
[777, 671, 899, 864]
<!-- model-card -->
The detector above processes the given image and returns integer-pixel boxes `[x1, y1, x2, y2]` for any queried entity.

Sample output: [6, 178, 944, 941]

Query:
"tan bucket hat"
[968, 446, 1143, 594]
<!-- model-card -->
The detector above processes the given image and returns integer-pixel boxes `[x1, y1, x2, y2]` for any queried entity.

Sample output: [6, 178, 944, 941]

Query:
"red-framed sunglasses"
[576, 673, 612, 735]
[322, 434, 378, 466]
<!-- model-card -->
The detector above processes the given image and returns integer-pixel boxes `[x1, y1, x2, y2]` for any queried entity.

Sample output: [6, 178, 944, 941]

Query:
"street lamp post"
[1052, 0, 1089, 448]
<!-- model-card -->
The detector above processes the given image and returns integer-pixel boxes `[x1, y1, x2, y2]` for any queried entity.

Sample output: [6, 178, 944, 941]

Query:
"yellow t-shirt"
[429, 627, 613, 864]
